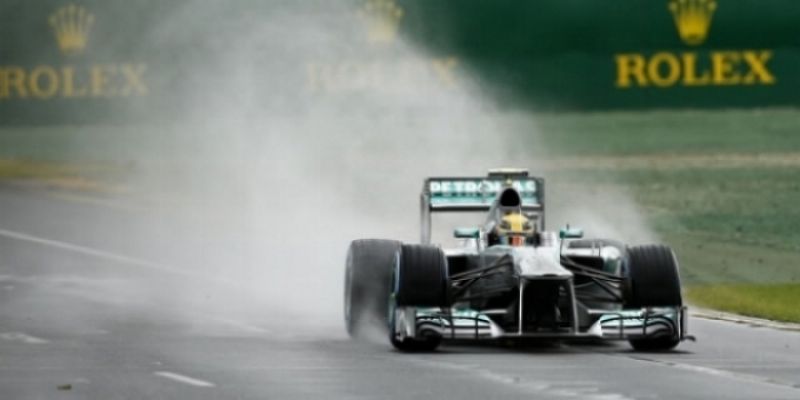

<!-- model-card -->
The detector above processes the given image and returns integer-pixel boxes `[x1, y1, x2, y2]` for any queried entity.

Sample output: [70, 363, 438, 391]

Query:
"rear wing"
[420, 174, 545, 244]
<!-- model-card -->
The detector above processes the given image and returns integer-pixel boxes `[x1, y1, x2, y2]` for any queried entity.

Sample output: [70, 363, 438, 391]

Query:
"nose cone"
[513, 247, 573, 279]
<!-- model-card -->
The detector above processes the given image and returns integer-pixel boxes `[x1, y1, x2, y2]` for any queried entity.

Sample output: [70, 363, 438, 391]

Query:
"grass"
[688, 283, 800, 323]
[532, 108, 800, 156]
[0, 159, 122, 193]
[530, 108, 800, 322]
[557, 167, 800, 284]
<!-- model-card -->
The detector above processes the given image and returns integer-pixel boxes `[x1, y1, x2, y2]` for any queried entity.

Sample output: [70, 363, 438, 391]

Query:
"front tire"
[629, 336, 681, 351]
[625, 244, 682, 351]
[344, 239, 401, 339]
[389, 244, 449, 352]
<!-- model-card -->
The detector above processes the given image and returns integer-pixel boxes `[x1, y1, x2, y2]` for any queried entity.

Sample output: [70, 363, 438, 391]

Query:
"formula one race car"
[344, 169, 691, 352]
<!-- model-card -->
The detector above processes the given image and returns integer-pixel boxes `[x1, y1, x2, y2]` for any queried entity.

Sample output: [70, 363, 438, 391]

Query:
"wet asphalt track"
[1, 185, 799, 400]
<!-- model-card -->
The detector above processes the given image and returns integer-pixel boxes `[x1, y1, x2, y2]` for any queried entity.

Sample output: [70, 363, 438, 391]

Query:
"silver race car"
[345, 169, 691, 351]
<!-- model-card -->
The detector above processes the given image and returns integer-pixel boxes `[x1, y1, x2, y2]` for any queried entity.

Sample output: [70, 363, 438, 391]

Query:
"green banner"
[401, 0, 800, 110]
[1, 0, 799, 124]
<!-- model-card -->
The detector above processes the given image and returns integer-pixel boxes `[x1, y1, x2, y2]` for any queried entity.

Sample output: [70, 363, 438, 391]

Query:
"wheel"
[389, 244, 449, 352]
[389, 328, 442, 352]
[629, 336, 681, 351]
[344, 239, 401, 339]
[625, 245, 682, 308]
[625, 244, 683, 351]
[394, 244, 449, 308]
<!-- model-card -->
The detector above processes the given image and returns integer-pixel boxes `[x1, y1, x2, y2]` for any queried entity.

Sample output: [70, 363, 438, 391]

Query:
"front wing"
[391, 306, 691, 342]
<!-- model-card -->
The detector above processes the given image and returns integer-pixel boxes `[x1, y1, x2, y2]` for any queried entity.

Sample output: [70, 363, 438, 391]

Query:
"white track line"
[0, 332, 49, 344]
[154, 371, 216, 388]
[692, 307, 800, 332]
[0, 228, 189, 276]
[0, 228, 239, 287]
[629, 356, 800, 391]
[0, 227, 270, 335]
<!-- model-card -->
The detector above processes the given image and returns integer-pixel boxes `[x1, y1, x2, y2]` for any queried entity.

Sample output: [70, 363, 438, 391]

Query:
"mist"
[62, 1, 658, 334]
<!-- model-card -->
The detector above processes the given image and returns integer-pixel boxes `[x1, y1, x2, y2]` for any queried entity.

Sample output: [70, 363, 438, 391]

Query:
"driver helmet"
[495, 212, 534, 246]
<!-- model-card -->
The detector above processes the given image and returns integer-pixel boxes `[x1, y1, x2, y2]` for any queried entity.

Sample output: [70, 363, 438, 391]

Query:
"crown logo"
[49, 4, 94, 55]
[668, 0, 717, 46]
[358, 0, 404, 45]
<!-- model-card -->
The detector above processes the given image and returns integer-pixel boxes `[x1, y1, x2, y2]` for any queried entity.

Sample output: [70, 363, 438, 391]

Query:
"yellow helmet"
[496, 212, 534, 246]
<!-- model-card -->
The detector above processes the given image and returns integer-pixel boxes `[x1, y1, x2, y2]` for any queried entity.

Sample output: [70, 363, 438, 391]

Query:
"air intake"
[498, 188, 522, 208]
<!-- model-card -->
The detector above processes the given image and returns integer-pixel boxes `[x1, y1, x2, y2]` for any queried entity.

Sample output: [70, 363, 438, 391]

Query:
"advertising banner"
[1, 0, 798, 124]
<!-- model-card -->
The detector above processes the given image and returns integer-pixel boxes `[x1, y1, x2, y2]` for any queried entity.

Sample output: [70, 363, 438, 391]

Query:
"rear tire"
[626, 245, 682, 308]
[395, 244, 449, 308]
[390, 334, 442, 352]
[389, 244, 448, 352]
[625, 244, 682, 351]
[344, 239, 401, 339]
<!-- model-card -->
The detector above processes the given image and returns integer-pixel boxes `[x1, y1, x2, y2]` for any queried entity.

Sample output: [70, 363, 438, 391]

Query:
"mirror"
[454, 227, 480, 239]
[559, 226, 584, 239]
